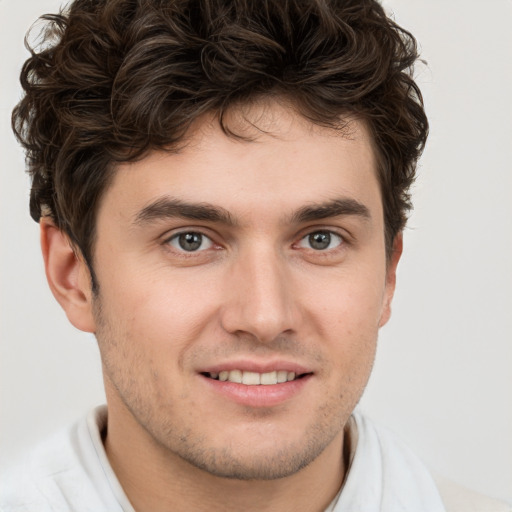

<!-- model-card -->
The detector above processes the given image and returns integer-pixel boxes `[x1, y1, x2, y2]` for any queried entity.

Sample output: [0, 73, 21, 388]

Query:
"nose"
[220, 244, 298, 344]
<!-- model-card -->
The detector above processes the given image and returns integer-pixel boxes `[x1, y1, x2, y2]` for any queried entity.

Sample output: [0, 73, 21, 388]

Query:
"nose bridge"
[221, 240, 295, 343]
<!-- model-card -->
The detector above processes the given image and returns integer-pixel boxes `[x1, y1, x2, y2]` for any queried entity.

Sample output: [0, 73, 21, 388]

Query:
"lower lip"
[200, 374, 312, 408]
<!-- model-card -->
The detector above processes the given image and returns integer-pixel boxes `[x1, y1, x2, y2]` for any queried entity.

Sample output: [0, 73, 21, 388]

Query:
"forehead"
[100, 103, 381, 225]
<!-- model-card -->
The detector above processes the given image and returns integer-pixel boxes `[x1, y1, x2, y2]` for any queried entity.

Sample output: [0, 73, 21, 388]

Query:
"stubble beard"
[93, 296, 365, 482]
[150, 400, 346, 481]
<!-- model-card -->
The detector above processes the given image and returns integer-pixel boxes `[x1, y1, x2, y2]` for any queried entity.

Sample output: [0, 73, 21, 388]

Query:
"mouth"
[201, 370, 310, 385]
[199, 365, 313, 407]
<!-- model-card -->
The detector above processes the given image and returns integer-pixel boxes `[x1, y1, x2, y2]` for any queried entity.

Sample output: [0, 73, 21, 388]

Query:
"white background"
[1, 0, 511, 505]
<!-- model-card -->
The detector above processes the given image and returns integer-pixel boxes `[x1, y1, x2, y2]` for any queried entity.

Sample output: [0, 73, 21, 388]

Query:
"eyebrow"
[133, 196, 371, 228]
[290, 198, 371, 224]
[134, 197, 236, 226]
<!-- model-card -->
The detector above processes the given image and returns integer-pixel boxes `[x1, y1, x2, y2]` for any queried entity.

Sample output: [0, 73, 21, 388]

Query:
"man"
[1, 0, 510, 511]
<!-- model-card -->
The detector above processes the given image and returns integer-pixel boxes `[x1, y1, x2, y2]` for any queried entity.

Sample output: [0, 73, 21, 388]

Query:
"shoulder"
[344, 412, 511, 512]
[0, 406, 116, 512]
[432, 474, 512, 512]
[340, 411, 446, 511]
[0, 424, 80, 512]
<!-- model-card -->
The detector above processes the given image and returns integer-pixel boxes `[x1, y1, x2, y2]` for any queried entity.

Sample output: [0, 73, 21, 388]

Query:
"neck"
[104, 400, 348, 512]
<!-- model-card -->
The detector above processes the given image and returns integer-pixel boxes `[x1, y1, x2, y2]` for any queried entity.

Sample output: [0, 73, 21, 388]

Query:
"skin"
[42, 102, 401, 512]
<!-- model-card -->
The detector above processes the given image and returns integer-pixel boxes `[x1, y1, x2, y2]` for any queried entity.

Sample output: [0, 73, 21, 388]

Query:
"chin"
[164, 421, 341, 481]
[180, 444, 320, 481]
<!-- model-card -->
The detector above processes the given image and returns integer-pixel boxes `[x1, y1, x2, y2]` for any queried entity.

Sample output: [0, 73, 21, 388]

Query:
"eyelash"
[163, 229, 346, 254]
[296, 230, 345, 251]
[166, 231, 214, 253]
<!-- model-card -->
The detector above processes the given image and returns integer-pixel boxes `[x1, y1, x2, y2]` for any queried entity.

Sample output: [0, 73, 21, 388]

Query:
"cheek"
[305, 266, 385, 369]
[309, 265, 387, 330]
[97, 262, 222, 354]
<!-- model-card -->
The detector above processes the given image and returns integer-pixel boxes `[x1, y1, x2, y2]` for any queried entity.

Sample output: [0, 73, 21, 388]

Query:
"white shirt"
[1, 405, 503, 512]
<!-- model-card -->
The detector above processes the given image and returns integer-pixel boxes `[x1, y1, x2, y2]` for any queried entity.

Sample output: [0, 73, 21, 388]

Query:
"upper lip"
[199, 359, 313, 375]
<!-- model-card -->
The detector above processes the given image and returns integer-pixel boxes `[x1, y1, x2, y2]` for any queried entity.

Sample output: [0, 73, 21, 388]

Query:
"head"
[13, 0, 427, 286]
[13, 0, 427, 483]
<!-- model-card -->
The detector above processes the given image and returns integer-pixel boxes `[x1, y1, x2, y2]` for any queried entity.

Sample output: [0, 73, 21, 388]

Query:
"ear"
[378, 233, 403, 328]
[40, 218, 96, 333]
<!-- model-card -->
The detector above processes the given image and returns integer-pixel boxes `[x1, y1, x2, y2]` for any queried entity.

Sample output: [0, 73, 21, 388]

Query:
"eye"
[298, 230, 343, 251]
[167, 232, 213, 252]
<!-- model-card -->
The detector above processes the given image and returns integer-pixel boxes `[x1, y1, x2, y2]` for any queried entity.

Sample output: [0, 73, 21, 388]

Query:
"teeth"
[260, 371, 277, 385]
[242, 371, 260, 385]
[277, 370, 288, 383]
[229, 369, 243, 383]
[209, 370, 299, 385]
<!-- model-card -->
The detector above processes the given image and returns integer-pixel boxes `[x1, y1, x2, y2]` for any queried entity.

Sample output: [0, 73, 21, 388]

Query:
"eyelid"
[295, 223, 350, 241]
[161, 225, 216, 242]
[162, 227, 220, 253]
[169, 232, 213, 252]
[296, 230, 345, 250]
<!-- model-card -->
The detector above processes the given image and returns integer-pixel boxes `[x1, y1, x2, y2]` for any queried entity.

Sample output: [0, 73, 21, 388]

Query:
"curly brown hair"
[12, 0, 428, 280]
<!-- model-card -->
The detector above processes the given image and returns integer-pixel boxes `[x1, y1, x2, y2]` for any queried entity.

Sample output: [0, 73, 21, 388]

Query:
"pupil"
[179, 232, 202, 251]
[309, 232, 330, 250]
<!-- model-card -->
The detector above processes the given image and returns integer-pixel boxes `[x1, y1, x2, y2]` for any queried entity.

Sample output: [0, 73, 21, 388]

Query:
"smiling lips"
[200, 367, 312, 407]
[200, 363, 313, 407]
[205, 370, 301, 385]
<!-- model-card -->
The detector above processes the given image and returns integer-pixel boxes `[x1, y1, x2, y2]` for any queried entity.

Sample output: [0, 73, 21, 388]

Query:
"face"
[88, 103, 398, 480]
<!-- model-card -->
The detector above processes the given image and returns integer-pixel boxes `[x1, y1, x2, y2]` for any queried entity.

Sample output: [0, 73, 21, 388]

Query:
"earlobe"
[40, 218, 96, 333]
[378, 233, 403, 328]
